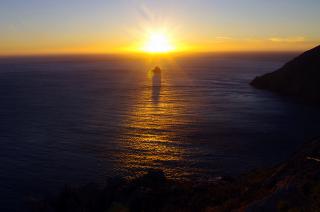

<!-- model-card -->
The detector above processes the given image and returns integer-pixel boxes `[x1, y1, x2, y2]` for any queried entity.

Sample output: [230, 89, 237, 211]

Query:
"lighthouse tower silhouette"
[152, 66, 162, 87]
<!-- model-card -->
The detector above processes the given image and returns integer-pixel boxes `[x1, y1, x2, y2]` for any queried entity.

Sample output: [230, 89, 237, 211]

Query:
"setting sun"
[142, 32, 175, 53]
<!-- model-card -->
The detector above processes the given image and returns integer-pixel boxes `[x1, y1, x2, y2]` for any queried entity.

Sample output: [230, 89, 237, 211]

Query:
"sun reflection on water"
[116, 66, 192, 178]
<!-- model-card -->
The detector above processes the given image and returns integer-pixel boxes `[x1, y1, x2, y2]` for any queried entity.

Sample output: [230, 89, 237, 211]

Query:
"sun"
[142, 31, 175, 53]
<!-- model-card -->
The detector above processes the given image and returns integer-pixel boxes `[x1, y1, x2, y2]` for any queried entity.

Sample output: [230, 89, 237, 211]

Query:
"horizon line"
[0, 49, 307, 59]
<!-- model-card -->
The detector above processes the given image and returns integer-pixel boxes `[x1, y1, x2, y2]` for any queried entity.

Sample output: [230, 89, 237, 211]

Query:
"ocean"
[1, 53, 319, 211]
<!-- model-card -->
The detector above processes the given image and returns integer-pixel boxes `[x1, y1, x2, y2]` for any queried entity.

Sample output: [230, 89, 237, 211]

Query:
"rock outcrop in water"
[30, 138, 320, 211]
[151, 66, 162, 87]
[251, 45, 320, 102]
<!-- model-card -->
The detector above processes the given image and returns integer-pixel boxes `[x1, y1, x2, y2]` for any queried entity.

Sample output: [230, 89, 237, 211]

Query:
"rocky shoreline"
[30, 137, 320, 212]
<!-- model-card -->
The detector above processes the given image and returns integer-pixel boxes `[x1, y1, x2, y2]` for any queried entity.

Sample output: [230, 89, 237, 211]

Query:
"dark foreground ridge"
[30, 138, 320, 211]
[251, 45, 320, 102]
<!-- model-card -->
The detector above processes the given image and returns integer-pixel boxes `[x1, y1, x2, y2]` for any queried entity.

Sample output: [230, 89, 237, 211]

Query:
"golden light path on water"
[114, 56, 202, 179]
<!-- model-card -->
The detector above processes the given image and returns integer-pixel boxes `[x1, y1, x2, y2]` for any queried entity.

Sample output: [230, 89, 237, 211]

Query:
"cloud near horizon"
[269, 37, 306, 43]
[214, 36, 307, 43]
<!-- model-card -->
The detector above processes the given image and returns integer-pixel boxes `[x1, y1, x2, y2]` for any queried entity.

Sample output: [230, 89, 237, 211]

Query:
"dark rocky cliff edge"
[30, 138, 320, 212]
[251, 45, 320, 102]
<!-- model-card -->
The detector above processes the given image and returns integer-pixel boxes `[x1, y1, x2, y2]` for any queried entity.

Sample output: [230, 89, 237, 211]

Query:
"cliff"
[251, 45, 320, 102]
[30, 138, 320, 211]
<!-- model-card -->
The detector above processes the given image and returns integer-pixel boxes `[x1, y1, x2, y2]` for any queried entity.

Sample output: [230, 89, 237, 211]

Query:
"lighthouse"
[151, 66, 162, 87]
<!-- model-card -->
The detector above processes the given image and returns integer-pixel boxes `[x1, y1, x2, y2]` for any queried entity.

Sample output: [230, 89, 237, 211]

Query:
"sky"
[0, 0, 320, 55]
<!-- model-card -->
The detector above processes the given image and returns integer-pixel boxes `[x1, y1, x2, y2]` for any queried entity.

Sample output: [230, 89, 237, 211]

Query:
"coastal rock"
[251, 45, 320, 102]
[151, 66, 162, 87]
[30, 138, 320, 211]
[239, 137, 320, 211]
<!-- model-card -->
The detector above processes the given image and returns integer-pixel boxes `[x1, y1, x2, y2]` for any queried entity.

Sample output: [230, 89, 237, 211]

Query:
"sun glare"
[142, 32, 175, 53]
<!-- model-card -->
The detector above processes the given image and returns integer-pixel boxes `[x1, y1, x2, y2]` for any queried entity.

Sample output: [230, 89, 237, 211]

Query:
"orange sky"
[1, 0, 320, 56]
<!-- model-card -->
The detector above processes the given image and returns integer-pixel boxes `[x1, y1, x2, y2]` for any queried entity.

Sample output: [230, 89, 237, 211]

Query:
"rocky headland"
[251, 45, 320, 102]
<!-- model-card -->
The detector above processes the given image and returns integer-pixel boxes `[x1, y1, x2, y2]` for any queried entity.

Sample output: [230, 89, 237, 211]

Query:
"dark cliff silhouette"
[30, 137, 320, 211]
[251, 45, 320, 102]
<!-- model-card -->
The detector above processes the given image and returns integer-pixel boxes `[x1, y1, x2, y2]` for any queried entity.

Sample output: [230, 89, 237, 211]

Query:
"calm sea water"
[1, 53, 320, 211]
